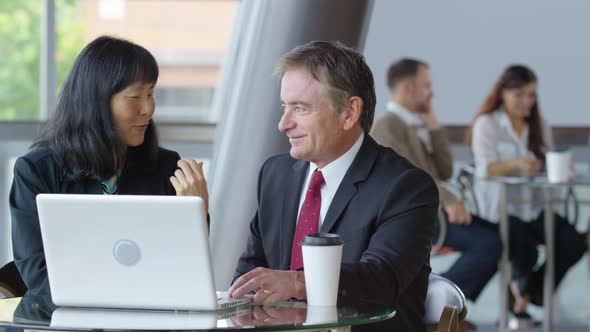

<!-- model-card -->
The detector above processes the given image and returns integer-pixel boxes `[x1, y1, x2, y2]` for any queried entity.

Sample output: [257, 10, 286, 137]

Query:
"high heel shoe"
[507, 284, 540, 329]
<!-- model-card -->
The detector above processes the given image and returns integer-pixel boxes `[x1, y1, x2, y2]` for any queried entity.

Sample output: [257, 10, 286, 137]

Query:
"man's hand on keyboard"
[228, 267, 306, 304]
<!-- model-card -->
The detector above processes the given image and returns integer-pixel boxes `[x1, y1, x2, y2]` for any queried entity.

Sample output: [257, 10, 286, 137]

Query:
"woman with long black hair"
[10, 36, 209, 295]
[468, 65, 585, 321]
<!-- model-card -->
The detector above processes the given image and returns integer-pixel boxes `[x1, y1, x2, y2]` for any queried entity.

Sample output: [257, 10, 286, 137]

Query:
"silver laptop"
[36, 194, 250, 310]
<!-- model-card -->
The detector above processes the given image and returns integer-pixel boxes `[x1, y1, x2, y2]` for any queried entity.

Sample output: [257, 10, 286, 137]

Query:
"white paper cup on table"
[301, 233, 343, 307]
[546, 149, 571, 183]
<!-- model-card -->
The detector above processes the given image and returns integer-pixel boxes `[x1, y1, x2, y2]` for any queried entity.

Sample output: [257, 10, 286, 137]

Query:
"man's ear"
[401, 79, 414, 95]
[342, 96, 363, 131]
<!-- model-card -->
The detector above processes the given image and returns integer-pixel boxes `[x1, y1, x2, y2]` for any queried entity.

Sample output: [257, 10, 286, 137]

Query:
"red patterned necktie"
[290, 170, 325, 270]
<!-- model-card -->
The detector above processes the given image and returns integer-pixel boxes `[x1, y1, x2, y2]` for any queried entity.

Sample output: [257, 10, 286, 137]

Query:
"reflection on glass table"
[0, 295, 395, 331]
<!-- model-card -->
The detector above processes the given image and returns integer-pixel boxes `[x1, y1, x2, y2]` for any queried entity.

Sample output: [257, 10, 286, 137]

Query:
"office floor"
[475, 324, 589, 332]
[438, 155, 590, 330]
[431, 251, 590, 330]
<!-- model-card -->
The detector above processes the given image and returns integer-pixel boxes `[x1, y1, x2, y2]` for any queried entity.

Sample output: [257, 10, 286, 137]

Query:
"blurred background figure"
[371, 58, 501, 331]
[468, 64, 586, 324]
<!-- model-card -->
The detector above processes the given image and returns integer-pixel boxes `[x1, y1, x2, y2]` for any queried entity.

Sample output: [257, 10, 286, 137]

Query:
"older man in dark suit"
[228, 41, 438, 332]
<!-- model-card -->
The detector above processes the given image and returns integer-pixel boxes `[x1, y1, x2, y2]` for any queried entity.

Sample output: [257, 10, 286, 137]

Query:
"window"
[154, 87, 214, 121]
[0, 1, 42, 121]
[0, 0, 238, 123]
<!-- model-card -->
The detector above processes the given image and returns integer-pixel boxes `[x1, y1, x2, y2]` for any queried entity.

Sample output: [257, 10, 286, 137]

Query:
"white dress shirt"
[471, 110, 554, 222]
[296, 134, 364, 227]
[386, 101, 433, 152]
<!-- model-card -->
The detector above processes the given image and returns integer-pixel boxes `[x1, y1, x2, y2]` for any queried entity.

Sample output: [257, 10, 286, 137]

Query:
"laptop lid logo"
[113, 239, 142, 266]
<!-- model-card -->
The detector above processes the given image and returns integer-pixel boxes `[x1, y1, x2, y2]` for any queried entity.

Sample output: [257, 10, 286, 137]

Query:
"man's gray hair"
[275, 40, 376, 134]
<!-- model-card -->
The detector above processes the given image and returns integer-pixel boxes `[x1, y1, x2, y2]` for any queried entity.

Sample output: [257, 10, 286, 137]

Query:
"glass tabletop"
[0, 295, 395, 331]
[483, 172, 590, 186]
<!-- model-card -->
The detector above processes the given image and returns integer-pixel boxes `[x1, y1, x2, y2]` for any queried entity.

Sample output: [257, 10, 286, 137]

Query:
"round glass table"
[482, 173, 590, 332]
[0, 295, 395, 331]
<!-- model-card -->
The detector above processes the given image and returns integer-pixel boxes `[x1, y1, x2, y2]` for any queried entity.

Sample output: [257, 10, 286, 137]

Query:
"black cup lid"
[301, 233, 343, 246]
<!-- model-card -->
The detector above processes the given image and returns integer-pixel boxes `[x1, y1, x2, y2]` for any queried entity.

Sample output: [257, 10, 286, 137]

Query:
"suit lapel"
[279, 159, 309, 269]
[320, 135, 379, 233]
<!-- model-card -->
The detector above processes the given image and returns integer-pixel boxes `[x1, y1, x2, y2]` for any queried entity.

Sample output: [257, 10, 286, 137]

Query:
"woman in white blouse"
[468, 65, 586, 319]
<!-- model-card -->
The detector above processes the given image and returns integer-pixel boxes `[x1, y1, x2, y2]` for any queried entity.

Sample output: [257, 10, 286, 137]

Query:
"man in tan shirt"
[371, 58, 501, 306]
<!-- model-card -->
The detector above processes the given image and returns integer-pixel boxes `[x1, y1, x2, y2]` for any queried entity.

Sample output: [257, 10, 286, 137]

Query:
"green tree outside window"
[0, 0, 83, 121]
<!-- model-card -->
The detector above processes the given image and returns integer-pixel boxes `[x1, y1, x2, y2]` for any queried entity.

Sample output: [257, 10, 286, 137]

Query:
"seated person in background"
[468, 64, 586, 320]
[10, 36, 209, 296]
[228, 41, 438, 332]
[371, 58, 502, 313]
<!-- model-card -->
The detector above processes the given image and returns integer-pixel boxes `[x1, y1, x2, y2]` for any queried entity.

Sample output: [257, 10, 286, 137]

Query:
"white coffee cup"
[546, 149, 571, 183]
[301, 233, 343, 307]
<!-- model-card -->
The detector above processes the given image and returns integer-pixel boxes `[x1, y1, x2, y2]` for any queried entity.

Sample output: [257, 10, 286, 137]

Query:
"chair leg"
[437, 306, 459, 332]
[0, 261, 27, 297]
[0, 282, 17, 299]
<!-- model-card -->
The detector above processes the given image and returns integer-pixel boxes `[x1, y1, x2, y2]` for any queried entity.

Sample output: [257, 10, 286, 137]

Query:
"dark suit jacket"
[234, 135, 438, 332]
[10, 147, 180, 296]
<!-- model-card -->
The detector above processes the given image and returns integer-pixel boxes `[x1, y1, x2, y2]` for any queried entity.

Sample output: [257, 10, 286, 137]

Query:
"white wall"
[364, 0, 590, 126]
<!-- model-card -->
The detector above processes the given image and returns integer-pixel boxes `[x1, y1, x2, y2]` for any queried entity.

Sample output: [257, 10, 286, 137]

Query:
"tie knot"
[309, 170, 325, 192]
